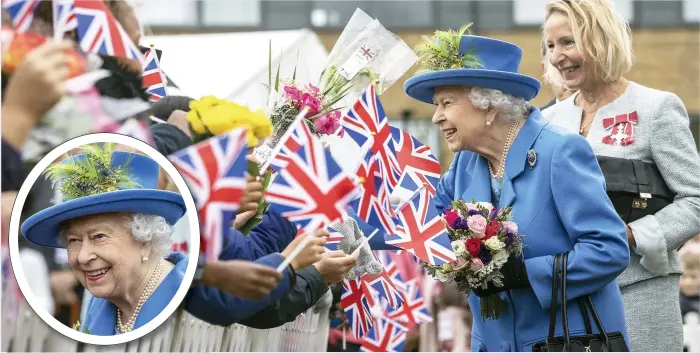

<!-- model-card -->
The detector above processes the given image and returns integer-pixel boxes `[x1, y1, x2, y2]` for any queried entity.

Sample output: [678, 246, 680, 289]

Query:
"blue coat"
[432, 110, 631, 351]
[83, 252, 188, 335]
[184, 211, 298, 326]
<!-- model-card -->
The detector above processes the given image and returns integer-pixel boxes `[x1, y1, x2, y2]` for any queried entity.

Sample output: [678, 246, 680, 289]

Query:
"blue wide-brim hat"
[21, 150, 187, 249]
[405, 35, 541, 103]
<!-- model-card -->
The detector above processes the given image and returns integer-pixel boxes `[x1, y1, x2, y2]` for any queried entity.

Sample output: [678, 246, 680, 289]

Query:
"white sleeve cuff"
[629, 215, 670, 275]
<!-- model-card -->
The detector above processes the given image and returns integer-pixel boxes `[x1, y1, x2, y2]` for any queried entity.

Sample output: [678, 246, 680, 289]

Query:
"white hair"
[124, 213, 173, 259]
[468, 87, 530, 121]
[58, 213, 173, 259]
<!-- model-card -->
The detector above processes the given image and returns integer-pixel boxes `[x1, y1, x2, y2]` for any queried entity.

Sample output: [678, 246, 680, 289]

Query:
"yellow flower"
[186, 96, 274, 147]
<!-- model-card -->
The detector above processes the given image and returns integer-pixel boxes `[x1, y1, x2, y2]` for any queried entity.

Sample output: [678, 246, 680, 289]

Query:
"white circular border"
[8, 133, 201, 345]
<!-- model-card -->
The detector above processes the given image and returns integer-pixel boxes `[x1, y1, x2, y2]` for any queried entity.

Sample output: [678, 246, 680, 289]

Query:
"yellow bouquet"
[187, 96, 273, 147]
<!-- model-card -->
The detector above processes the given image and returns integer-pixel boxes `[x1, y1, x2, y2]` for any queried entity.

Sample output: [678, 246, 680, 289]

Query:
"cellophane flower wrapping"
[423, 200, 525, 320]
[319, 8, 417, 109]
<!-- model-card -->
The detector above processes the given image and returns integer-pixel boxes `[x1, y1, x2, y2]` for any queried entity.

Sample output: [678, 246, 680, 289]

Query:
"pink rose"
[467, 215, 487, 237]
[503, 221, 518, 235]
[470, 258, 484, 271]
[453, 256, 468, 270]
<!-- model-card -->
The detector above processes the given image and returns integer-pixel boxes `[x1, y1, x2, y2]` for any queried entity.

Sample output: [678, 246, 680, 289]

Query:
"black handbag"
[532, 253, 629, 352]
[596, 156, 675, 223]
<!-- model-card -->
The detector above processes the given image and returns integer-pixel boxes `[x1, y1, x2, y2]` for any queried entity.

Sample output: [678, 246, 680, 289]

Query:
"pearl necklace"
[116, 259, 164, 334]
[488, 120, 519, 179]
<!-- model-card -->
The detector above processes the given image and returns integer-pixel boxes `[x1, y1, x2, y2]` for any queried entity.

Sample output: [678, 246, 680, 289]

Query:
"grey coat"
[543, 81, 700, 284]
[543, 81, 700, 351]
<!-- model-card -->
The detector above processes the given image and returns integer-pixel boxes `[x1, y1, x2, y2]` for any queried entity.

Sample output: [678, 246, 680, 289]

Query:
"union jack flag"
[342, 277, 374, 338]
[265, 121, 359, 233]
[168, 129, 248, 260]
[73, 0, 143, 62]
[351, 150, 398, 235]
[142, 46, 167, 101]
[342, 83, 401, 190]
[390, 127, 441, 196]
[52, 0, 77, 40]
[360, 317, 407, 352]
[385, 278, 432, 331]
[360, 252, 404, 309]
[2, 0, 38, 33]
[324, 227, 345, 251]
[385, 184, 456, 265]
[172, 241, 188, 253]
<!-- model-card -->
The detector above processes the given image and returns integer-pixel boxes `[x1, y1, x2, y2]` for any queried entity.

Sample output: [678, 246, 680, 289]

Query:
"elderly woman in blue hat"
[404, 25, 631, 351]
[21, 143, 188, 336]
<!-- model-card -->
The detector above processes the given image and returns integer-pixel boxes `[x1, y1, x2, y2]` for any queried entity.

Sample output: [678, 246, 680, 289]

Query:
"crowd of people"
[1, 0, 699, 351]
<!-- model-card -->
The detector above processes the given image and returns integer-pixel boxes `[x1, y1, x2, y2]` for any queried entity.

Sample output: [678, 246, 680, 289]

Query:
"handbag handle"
[546, 253, 561, 341]
[560, 252, 614, 352]
[631, 159, 651, 196]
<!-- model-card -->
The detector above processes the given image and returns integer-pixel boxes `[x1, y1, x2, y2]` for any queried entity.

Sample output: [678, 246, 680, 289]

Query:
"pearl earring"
[486, 121, 492, 126]
[141, 256, 148, 263]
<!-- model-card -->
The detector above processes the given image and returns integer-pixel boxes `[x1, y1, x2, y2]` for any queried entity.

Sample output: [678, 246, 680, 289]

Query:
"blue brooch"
[527, 149, 537, 169]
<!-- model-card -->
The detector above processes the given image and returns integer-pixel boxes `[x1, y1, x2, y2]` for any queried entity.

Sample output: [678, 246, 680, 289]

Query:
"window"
[202, 0, 262, 27]
[367, 1, 433, 29]
[684, 0, 700, 23]
[513, 0, 633, 26]
[435, 0, 474, 29]
[635, 1, 683, 27]
[133, 0, 198, 27]
[476, 1, 513, 31]
[263, 1, 310, 30]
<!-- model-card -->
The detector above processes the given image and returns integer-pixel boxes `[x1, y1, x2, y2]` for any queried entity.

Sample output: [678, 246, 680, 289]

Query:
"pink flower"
[453, 256, 468, 270]
[503, 221, 518, 235]
[301, 95, 321, 115]
[313, 113, 341, 135]
[284, 86, 302, 101]
[470, 258, 484, 271]
[306, 84, 320, 95]
[467, 215, 487, 237]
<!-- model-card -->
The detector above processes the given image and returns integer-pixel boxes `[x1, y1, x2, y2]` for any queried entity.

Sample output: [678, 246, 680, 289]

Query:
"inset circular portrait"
[8, 133, 200, 345]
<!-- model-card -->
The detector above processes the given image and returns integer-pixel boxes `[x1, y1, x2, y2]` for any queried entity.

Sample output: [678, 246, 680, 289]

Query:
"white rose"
[475, 201, 495, 214]
[436, 270, 450, 282]
[484, 237, 505, 252]
[451, 240, 466, 255]
[492, 250, 509, 266]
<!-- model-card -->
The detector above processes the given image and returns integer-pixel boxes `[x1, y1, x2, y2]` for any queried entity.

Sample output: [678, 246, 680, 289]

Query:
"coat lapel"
[499, 110, 548, 208]
[461, 155, 492, 204]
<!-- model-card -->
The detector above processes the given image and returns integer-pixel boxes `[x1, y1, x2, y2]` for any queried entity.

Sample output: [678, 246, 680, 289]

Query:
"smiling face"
[544, 12, 590, 91]
[432, 86, 488, 153]
[62, 213, 147, 301]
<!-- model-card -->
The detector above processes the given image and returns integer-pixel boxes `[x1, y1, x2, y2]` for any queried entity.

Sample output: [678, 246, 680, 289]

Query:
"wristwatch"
[193, 255, 207, 282]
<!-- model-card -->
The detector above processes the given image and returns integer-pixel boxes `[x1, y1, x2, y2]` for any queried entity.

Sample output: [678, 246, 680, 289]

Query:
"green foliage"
[45, 143, 140, 202]
[414, 23, 482, 72]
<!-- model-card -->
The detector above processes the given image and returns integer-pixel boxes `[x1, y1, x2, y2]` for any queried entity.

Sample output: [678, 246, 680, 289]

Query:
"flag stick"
[395, 184, 426, 213]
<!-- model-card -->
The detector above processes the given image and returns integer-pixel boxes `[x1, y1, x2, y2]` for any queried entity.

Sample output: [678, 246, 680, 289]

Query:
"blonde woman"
[542, 1, 700, 350]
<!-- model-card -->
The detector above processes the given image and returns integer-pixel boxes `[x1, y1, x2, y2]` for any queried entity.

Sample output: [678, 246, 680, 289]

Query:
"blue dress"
[432, 109, 631, 351]
[82, 252, 188, 335]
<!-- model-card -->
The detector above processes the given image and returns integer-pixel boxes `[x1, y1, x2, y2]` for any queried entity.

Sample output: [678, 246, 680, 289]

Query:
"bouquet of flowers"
[423, 200, 525, 320]
[186, 95, 273, 146]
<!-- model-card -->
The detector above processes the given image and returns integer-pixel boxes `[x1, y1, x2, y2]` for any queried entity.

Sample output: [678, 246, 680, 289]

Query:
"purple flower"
[478, 249, 492, 265]
[505, 233, 514, 246]
[453, 218, 470, 230]
[488, 207, 498, 221]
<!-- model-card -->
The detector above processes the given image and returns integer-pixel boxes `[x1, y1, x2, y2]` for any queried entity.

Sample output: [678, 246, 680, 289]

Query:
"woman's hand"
[239, 175, 263, 214]
[2, 40, 73, 148]
[313, 249, 359, 283]
[199, 260, 283, 300]
[281, 230, 328, 270]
